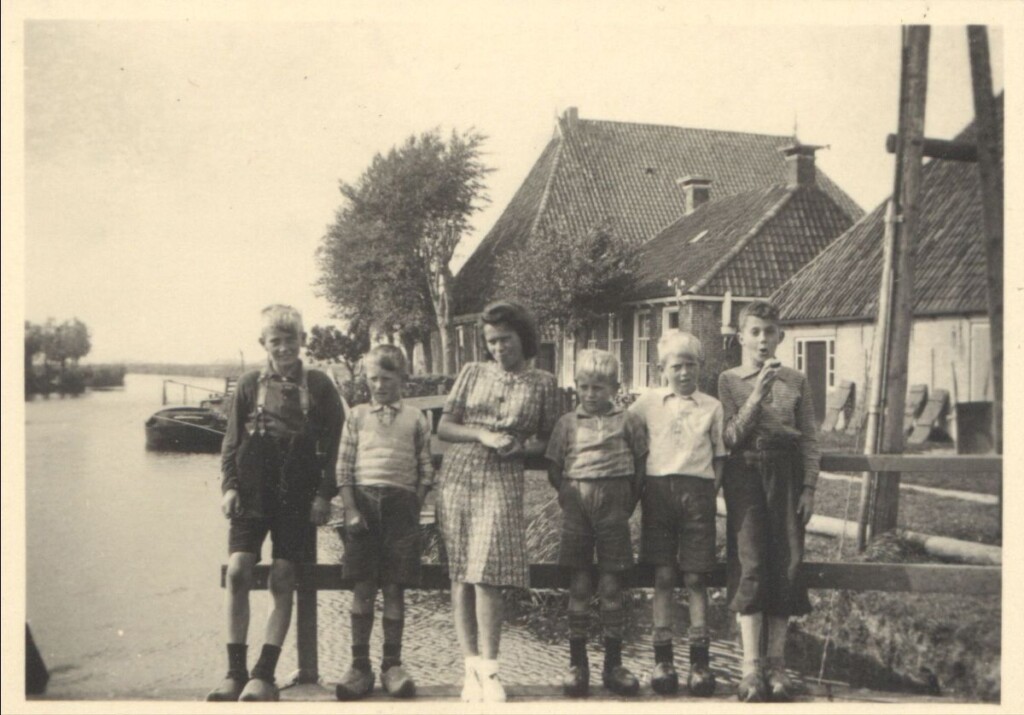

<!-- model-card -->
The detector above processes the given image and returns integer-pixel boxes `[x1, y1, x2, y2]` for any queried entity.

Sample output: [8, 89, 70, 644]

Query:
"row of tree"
[25, 318, 93, 395]
[315, 128, 636, 375]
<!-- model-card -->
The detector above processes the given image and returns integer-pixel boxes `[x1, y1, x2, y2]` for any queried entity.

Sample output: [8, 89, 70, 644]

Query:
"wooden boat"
[145, 378, 233, 453]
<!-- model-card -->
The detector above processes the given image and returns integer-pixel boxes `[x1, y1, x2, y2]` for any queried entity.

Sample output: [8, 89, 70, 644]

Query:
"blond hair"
[365, 344, 408, 377]
[260, 304, 304, 337]
[657, 330, 704, 364]
[575, 349, 620, 385]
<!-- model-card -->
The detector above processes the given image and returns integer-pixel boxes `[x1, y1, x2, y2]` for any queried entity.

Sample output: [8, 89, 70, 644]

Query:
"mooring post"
[294, 522, 319, 683]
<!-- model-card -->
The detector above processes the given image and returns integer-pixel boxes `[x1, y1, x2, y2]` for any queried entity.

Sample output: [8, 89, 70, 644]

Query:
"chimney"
[779, 143, 821, 187]
[562, 106, 579, 129]
[678, 175, 712, 215]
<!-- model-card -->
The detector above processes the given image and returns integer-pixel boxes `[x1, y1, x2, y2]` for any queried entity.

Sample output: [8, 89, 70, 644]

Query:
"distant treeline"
[124, 363, 242, 379]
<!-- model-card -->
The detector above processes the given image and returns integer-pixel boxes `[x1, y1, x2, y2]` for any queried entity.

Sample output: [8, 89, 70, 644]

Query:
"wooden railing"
[221, 449, 1001, 685]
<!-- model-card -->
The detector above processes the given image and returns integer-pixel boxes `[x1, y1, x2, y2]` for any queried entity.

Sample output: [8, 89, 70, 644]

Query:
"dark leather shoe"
[687, 642, 716, 697]
[205, 672, 246, 701]
[238, 677, 279, 702]
[650, 661, 679, 695]
[335, 665, 375, 701]
[765, 660, 795, 702]
[737, 669, 768, 702]
[602, 665, 639, 696]
[562, 664, 590, 698]
[381, 664, 416, 698]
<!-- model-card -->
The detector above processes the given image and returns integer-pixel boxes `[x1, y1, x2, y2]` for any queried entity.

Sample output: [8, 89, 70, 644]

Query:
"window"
[608, 314, 624, 382]
[456, 326, 467, 371]
[795, 338, 835, 389]
[562, 333, 576, 386]
[633, 310, 653, 388]
[663, 306, 681, 332]
[586, 323, 598, 350]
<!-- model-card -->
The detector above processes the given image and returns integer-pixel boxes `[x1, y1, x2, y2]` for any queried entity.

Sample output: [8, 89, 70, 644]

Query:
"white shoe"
[461, 656, 482, 702]
[476, 658, 507, 703]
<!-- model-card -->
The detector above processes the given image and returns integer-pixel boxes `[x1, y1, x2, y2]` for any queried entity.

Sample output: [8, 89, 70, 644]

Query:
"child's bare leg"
[682, 572, 715, 695]
[264, 559, 296, 647]
[475, 584, 503, 660]
[650, 565, 679, 693]
[335, 579, 377, 700]
[225, 552, 257, 644]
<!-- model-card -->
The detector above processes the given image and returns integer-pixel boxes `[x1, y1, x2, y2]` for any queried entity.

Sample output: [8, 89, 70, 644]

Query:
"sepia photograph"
[2, 1, 1020, 711]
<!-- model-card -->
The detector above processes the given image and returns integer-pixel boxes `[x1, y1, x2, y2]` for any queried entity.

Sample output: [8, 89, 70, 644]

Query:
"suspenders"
[251, 367, 311, 436]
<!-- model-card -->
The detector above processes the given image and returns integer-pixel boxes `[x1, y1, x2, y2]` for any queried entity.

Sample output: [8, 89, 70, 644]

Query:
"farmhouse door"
[803, 340, 828, 425]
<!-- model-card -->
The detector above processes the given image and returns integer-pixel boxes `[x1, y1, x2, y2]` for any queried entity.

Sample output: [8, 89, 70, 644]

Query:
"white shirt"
[629, 387, 726, 479]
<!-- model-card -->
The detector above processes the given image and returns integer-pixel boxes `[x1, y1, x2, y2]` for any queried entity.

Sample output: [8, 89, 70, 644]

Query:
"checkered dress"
[437, 362, 558, 587]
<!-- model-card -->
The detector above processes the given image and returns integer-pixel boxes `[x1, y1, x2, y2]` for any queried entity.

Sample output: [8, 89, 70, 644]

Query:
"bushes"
[338, 373, 455, 406]
[83, 364, 127, 388]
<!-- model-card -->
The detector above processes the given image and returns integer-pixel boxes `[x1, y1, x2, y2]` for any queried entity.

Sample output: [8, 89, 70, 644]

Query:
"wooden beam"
[885, 134, 978, 162]
[967, 26, 1003, 458]
[823, 453, 1001, 473]
[872, 25, 931, 537]
[224, 562, 1000, 596]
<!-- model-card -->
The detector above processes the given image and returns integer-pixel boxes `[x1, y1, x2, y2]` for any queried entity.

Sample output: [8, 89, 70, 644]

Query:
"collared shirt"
[545, 405, 648, 479]
[717, 364, 820, 488]
[337, 399, 435, 493]
[628, 387, 726, 480]
[252, 360, 308, 439]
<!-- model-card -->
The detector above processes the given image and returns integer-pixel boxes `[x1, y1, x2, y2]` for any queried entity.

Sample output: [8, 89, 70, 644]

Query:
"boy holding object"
[718, 300, 819, 702]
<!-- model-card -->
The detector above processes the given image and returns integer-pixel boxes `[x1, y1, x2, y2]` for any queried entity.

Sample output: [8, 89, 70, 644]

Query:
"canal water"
[26, 374, 758, 700]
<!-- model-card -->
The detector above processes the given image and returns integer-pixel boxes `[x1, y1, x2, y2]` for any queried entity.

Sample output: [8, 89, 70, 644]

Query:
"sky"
[9, 3, 1016, 364]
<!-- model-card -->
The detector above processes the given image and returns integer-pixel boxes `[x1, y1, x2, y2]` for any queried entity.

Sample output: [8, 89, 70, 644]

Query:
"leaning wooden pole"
[869, 25, 930, 537]
[966, 26, 1003, 457]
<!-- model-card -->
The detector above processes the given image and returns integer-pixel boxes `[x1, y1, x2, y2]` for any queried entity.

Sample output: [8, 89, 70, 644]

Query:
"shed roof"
[772, 96, 1003, 322]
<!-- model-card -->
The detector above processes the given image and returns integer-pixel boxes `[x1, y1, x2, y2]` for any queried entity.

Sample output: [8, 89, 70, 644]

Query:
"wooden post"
[294, 523, 319, 683]
[870, 25, 930, 537]
[967, 26, 1003, 457]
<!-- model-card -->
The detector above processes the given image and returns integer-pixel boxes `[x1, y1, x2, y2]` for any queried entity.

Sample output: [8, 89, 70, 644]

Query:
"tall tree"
[497, 221, 637, 334]
[317, 128, 490, 374]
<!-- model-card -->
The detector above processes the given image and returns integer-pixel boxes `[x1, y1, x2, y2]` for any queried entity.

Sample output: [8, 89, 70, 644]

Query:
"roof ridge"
[688, 188, 797, 294]
[577, 116, 797, 142]
[527, 132, 564, 240]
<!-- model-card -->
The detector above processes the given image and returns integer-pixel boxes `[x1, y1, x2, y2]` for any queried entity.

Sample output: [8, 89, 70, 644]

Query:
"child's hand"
[753, 360, 781, 402]
[496, 438, 525, 460]
[221, 489, 242, 519]
[480, 430, 515, 452]
[345, 508, 368, 534]
[797, 487, 815, 525]
[310, 496, 331, 526]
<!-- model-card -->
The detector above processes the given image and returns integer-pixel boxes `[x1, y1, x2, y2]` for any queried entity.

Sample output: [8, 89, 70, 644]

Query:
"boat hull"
[145, 407, 226, 453]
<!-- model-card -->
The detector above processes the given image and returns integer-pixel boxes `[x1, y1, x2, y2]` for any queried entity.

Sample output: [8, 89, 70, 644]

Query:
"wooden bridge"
[221, 448, 1001, 703]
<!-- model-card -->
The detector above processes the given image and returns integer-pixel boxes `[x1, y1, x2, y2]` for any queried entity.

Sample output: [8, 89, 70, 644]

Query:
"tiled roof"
[772, 96, 1002, 322]
[628, 183, 854, 300]
[453, 114, 864, 315]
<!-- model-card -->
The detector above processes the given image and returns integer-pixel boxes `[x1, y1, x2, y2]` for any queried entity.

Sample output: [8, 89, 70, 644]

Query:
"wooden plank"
[885, 133, 979, 162]
[223, 562, 1000, 595]
[822, 453, 1001, 473]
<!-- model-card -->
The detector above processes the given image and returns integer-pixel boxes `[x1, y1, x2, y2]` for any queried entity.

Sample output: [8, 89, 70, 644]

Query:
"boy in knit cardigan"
[334, 345, 434, 700]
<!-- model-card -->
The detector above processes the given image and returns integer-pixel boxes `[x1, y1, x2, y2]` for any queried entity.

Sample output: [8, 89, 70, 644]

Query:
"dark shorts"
[558, 477, 636, 572]
[723, 450, 811, 616]
[640, 474, 717, 572]
[229, 515, 312, 563]
[340, 486, 422, 587]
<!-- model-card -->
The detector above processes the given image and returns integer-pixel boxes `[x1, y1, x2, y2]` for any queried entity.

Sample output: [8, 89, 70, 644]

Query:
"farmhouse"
[770, 96, 1002, 424]
[452, 107, 862, 392]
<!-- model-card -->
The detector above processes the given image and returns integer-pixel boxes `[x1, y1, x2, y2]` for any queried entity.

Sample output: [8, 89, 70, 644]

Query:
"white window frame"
[608, 313, 624, 382]
[662, 306, 681, 333]
[456, 325, 467, 371]
[633, 310, 653, 389]
[795, 338, 836, 389]
[562, 332, 576, 386]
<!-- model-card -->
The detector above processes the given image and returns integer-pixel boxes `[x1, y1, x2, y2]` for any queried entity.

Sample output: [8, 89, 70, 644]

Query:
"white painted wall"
[782, 315, 990, 405]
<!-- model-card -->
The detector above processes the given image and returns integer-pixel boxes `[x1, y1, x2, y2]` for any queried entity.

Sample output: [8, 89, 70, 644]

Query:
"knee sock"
[654, 625, 673, 665]
[250, 644, 281, 682]
[688, 626, 711, 669]
[382, 617, 404, 671]
[351, 612, 374, 672]
[601, 607, 624, 671]
[227, 643, 248, 679]
[568, 612, 589, 667]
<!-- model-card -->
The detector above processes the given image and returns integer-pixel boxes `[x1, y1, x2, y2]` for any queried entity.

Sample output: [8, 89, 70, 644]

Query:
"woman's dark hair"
[477, 300, 540, 361]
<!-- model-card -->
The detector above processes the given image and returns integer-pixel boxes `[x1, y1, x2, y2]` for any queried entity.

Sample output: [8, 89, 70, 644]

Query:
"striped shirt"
[717, 364, 820, 489]
[629, 388, 726, 480]
[545, 405, 648, 479]
[337, 401, 434, 493]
